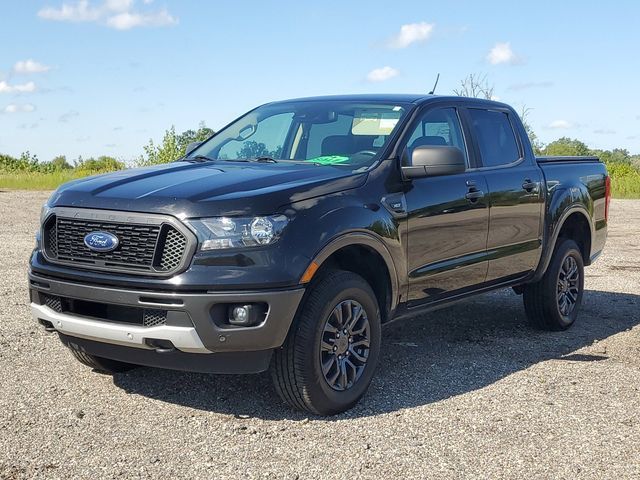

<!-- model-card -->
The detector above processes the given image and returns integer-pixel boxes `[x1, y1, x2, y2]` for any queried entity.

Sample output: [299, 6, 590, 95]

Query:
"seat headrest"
[410, 136, 448, 149]
[321, 135, 353, 156]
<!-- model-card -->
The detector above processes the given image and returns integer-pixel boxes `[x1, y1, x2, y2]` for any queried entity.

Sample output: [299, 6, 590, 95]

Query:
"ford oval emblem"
[83, 231, 119, 252]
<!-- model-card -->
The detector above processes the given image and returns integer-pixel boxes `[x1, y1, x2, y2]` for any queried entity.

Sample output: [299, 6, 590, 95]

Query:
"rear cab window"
[468, 109, 521, 168]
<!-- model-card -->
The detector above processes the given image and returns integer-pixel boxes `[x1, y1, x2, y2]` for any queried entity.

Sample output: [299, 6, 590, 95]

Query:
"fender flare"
[307, 231, 401, 314]
[531, 204, 594, 282]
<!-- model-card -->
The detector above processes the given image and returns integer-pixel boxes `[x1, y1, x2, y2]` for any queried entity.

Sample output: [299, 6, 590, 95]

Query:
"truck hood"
[49, 161, 367, 217]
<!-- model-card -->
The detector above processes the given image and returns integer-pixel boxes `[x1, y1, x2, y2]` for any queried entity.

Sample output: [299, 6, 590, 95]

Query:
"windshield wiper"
[247, 156, 278, 163]
[188, 155, 216, 163]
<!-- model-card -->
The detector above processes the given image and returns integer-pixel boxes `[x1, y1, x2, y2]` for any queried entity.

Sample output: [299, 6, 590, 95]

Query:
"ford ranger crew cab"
[29, 95, 609, 415]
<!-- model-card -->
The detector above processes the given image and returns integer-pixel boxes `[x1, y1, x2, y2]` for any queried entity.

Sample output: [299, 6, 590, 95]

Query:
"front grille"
[143, 309, 167, 327]
[42, 210, 192, 276]
[43, 294, 62, 313]
[40, 293, 167, 328]
[158, 227, 187, 271]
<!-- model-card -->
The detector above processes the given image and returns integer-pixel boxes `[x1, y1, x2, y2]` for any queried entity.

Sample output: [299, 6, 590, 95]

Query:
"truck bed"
[536, 156, 601, 163]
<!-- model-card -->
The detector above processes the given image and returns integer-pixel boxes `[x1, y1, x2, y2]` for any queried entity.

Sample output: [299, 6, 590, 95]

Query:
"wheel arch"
[531, 205, 594, 283]
[303, 232, 400, 323]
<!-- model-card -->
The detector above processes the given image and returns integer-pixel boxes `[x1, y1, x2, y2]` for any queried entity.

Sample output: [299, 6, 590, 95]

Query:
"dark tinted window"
[468, 109, 520, 167]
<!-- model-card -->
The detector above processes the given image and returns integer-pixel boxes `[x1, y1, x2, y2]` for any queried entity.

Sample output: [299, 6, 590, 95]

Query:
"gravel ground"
[1, 190, 639, 479]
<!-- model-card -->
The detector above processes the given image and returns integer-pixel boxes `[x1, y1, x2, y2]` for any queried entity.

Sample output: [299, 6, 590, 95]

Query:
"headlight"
[186, 215, 289, 251]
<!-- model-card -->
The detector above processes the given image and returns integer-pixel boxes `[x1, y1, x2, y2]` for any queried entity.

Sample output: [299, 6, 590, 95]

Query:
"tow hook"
[145, 338, 176, 354]
[38, 318, 56, 333]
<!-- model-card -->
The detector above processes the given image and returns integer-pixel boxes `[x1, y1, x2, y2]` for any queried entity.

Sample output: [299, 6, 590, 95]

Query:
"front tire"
[523, 239, 584, 331]
[271, 270, 381, 415]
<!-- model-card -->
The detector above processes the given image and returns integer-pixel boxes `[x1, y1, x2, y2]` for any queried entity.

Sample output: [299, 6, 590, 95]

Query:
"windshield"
[188, 100, 410, 170]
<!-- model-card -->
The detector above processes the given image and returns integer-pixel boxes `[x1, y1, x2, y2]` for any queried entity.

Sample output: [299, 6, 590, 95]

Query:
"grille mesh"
[55, 217, 159, 269]
[43, 294, 62, 313]
[159, 228, 188, 271]
[43, 215, 190, 275]
[45, 220, 58, 257]
[143, 309, 167, 327]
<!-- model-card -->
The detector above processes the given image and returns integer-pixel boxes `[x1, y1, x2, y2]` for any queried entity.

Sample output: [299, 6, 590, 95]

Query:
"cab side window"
[405, 108, 468, 165]
[468, 109, 521, 167]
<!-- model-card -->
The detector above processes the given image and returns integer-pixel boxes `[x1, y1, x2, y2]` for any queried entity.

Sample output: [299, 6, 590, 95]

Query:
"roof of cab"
[269, 93, 510, 109]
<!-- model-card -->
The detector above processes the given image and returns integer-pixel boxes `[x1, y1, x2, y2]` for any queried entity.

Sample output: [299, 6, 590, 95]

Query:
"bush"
[74, 156, 125, 173]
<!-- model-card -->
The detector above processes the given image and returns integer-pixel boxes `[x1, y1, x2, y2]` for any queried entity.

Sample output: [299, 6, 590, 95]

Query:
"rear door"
[465, 108, 544, 281]
[404, 106, 490, 305]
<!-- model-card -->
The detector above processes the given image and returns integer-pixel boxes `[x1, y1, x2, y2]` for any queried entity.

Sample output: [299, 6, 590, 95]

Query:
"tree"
[138, 122, 215, 166]
[453, 73, 494, 100]
[75, 155, 125, 173]
[543, 137, 590, 157]
[519, 107, 544, 155]
[177, 121, 215, 153]
[51, 155, 72, 170]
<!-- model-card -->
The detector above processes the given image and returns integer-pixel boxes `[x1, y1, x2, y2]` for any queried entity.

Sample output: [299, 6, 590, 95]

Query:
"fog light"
[232, 306, 249, 323]
[227, 303, 265, 326]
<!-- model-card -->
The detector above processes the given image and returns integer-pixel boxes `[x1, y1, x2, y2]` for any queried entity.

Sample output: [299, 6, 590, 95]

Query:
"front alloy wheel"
[271, 270, 381, 415]
[320, 300, 371, 391]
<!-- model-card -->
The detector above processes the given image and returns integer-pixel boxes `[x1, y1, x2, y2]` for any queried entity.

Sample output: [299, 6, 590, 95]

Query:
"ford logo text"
[83, 231, 120, 252]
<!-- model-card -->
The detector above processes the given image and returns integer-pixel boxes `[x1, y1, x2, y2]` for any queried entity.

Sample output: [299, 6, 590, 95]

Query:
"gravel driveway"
[1, 190, 639, 479]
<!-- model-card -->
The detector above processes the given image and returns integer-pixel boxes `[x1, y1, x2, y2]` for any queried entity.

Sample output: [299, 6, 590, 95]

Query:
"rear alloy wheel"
[271, 270, 381, 415]
[523, 238, 584, 331]
[557, 255, 580, 317]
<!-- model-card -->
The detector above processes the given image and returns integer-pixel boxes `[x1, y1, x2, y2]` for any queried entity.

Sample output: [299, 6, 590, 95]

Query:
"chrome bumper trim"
[31, 303, 210, 353]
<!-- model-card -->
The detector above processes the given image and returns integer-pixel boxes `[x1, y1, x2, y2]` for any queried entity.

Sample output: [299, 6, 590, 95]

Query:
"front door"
[403, 107, 490, 305]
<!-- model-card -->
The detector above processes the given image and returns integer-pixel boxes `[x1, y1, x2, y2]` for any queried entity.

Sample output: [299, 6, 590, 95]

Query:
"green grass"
[0, 171, 88, 190]
[610, 176, 640, 198]
[1, 169, 640, 198]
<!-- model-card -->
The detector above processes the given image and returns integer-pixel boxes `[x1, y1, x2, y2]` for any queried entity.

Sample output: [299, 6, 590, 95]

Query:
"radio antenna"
[428, 73, 440, 95]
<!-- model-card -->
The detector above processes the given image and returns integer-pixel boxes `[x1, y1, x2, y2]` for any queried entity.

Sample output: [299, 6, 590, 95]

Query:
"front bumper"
[29, 271, 305, 357]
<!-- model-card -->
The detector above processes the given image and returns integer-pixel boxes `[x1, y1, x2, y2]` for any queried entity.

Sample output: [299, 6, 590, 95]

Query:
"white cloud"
[547, 120, 573, 129]
[3, 104, 36, 113]
[487, 42, 521, 65]
[106, 9, 177, 30]
[0, 81, 37, 93]
[593, 128, 616, 135]
[388, 22, 434, 49]
[37, 0, 177, 29]
[13, 60, 52, 74]
[38, 0, 102, 22]
[366, 66, 399, 82]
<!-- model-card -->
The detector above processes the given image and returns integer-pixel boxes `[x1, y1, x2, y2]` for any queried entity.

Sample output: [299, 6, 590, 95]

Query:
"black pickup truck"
[29, 95, 609, 415]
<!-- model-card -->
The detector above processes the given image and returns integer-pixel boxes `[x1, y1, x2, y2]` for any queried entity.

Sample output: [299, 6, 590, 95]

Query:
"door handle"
[465, 190, 485, 201]
[522, 179, 538, 192]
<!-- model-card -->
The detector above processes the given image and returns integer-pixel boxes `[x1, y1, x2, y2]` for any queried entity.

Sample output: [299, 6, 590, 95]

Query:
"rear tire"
[271, 270, 381, 415]
[523, 238, 584, 331]
[68, 347, 136, 374]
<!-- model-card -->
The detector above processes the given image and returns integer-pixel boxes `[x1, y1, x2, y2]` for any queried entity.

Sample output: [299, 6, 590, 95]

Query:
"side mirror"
[185, 141, 203, 156]
[402, 145, 466, 179]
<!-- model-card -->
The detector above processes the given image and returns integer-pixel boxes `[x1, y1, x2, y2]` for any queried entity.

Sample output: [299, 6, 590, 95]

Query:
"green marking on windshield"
[308, 155, 350, 165]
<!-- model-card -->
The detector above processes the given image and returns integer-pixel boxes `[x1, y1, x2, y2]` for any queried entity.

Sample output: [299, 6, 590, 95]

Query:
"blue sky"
[1, 0, 639, 163]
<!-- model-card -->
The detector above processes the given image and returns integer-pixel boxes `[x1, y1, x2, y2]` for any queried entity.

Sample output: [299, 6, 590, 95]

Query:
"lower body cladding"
[29, 272, 305, 374]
